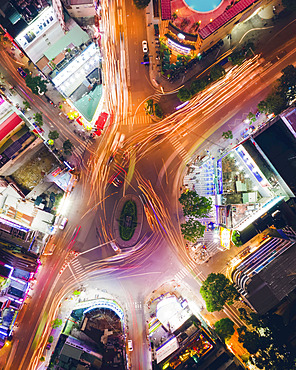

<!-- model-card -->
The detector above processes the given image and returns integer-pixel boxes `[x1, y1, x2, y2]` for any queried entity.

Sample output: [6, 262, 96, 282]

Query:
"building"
[62, 0, 96, 26]
[0, 97, 39, 175]
[159, 0, 273, 56]
[232, 236, 296, 314]
[0, 2, 102, 122]
[215, 107, 296, 252]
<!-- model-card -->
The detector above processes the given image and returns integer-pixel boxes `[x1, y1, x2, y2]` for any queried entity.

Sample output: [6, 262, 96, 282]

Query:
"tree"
[23, 100, 30, 110]
[40, 356, 45, 362]
[210, 64, 224, 81]
[232, 230, 242, 246]
[222, 130, 233, 139]
[282, 0, 296, 11]
[48, 335, 54, 343]
[251, 346, 296, 370]
[145, 99, 154, 115]
[133, 0, 150, 9]
[246, 112, 256, 123]
[237, 308, 296, 369]
[177, 87, 192, 102]
[154, 103, 163, 119]
[191, 78, 208, 95]
[230, 50, 245, 66]
[51, 318, 63, 328]
[179, 190, 212, 218]
[257, 100, 268, 113]
[214, 318, 235, 341]
[200, 273, 239, 312]
[279, 64, 296, 102]
[264, 91, 286, 115]
[63, 139, 73, 155]
[33, 112, 43, 127]
[25, 73, 47, 95]
[181, 217, 206, 242]
[48, 130, 59, 140]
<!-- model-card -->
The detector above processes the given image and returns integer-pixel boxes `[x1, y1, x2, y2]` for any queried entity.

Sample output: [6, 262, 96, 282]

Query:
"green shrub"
[232, 230, 242, 246]
[154, 103, 163, 119]
[119, 200, 137, 241]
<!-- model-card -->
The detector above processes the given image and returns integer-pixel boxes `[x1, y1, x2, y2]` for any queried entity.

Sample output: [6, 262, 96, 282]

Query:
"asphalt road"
[3, 3, 296, 370]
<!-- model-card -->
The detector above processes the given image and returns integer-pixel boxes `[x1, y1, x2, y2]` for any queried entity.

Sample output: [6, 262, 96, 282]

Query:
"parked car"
[128, 340, 133, 351]
[17, 67, 27, 78]
[142, 40, 148, 53]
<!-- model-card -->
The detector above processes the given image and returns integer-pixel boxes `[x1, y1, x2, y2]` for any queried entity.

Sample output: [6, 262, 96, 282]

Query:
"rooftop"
[199, 0, 258, 39]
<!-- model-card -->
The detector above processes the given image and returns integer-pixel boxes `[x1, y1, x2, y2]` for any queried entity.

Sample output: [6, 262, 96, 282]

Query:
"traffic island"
[112, 194, 143, 248]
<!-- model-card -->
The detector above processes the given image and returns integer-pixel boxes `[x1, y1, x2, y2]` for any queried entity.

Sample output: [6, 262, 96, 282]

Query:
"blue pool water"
[185, 0, 222, 12]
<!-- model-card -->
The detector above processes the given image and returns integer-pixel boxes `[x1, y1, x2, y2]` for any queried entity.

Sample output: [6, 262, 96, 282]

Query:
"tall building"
[51, 0, 66, 31]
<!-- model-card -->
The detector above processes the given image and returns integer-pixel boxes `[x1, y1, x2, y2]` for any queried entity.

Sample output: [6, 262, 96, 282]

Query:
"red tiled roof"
[199, 0, 258, 40]
[0, 112, 22, 142]
[161, 0, 172, 21]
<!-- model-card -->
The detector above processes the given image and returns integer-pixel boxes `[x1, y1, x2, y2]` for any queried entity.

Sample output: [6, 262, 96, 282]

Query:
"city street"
[1, 1, 296, 369]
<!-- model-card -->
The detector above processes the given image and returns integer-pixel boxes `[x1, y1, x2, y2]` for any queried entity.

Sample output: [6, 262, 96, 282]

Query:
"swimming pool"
[185, 0, 222, 12]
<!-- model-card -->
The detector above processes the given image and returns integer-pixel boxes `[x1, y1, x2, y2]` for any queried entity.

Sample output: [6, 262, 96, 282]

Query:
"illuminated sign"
[219, 227, 231, 249]
[83, 299, 124, 321]
[0, 217, 30, 232]
[167, 39, 191, 55]
[156, 336, 179, 364]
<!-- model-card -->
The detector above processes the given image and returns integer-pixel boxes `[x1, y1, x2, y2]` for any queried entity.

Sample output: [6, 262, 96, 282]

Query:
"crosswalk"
[169, 136, 191, 163]
[71, 258, 84, 275]
[174, 260, 203, 282]
[121, 114, 152, 126]
[73, 139, 92, 158]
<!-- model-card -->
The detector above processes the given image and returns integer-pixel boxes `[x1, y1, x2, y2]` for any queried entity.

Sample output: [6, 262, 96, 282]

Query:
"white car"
[128, 339, 133, 351]
[59, 217, 68, 230]
[142, 40, 148, 53]
[110, 241, 121, 254]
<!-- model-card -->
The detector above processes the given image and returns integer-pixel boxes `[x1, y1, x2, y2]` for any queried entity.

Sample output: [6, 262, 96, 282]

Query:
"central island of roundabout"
[112, 194, 143, 248]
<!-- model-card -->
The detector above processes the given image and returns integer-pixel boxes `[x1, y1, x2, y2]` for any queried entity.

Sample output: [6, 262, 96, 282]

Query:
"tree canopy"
[179, 190, 212, 218]
[257, 64, 296, 115]
[237, 308, 296, 369]
[133, 0, 150, 9]
[210, 64, 225, 82]
[48, 130, 59, 140]
[177, 87, 192, 102]
[200, 273, 239, 312]
[25, 71, 47, 95]
[33, 112, 43, 127]
[51, 318, 62, 328]
[214, 318, 235, 341]
[181, 217, 206, 242]
[63, 139, 73, 155]
[282, 0, 296, 11]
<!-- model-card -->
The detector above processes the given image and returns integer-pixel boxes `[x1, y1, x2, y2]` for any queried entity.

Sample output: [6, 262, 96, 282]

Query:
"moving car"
[59, 217, 68, 230]
[128, 340, 133, 351]
[142, 40, 148, 53]
[110, 241, 121, 254]
[17, 67, 27, 78]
